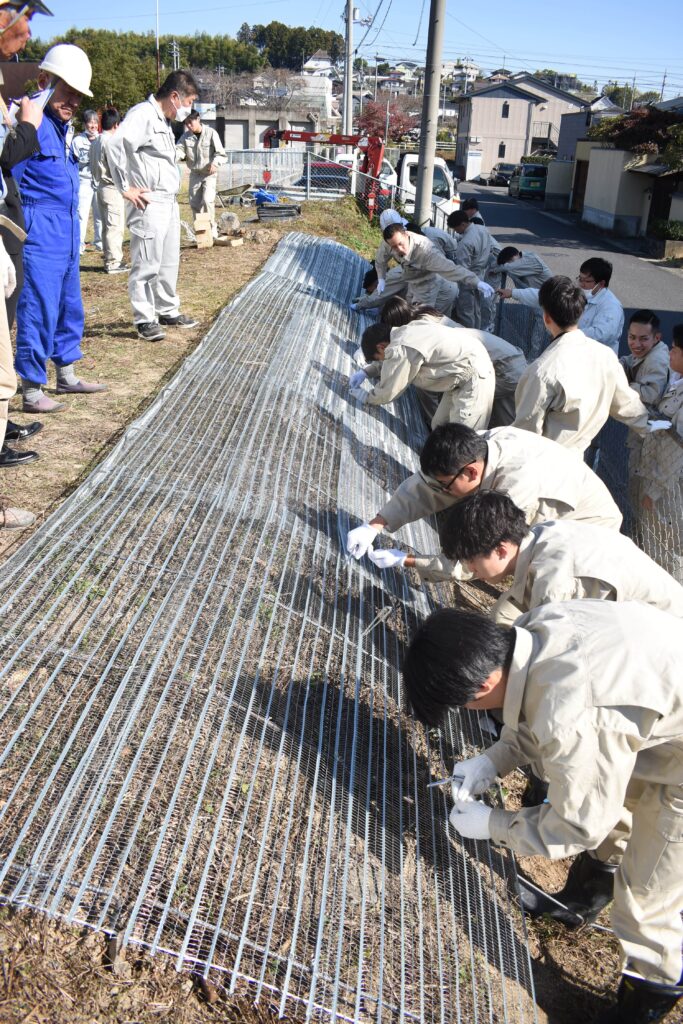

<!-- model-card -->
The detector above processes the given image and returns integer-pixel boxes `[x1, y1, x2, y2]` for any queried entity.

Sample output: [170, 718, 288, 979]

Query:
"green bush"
[650, 219, 683, 240]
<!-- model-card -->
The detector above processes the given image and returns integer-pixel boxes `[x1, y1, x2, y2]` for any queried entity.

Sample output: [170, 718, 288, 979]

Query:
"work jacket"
[72, 130, 97, 182]
[490, 252, 552, 289]
[620, 341, 670, 408]
[176, 125, 226, 175]
[89, 132, 118, 189]
[375, 232, 479, 294]
[421, 225, 458, 261]
[107, 95, 180, 197]
[455, 222, 495, 278]
[636, 374, 683, 503]
[513, 327, 650, 453]
[14, 109, 78, 214]
[511, 285, 624, 354]
[365, 319, 494, 407]
[486, 601, 683, 858]
[378, 425, 622, 534]
[491, 519, 683, 623]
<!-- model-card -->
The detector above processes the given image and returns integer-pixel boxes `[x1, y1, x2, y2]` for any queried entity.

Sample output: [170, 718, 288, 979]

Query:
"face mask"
[582, 288, 594, 300]
[174, 100, 192, 123]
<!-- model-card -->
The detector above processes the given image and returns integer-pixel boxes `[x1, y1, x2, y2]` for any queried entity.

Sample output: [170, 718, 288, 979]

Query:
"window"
[502, 101, 509, 119]
[498, 142, 506, 158]
[431, 166, 450, 198]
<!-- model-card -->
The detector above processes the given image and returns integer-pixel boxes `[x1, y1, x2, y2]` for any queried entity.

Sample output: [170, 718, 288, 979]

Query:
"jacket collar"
[502, 626, 534, 729]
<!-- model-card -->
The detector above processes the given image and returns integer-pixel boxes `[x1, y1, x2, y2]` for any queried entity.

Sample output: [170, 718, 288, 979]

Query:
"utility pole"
[630, 74, 636, 110]
[414, 0, 446, 225]
[660, 69, 667, 101]
[343, 0, 353, 134]
[155, 0, 160, 89]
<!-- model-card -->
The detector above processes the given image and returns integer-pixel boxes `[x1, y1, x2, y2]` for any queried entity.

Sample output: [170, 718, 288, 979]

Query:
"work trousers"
[430, 371, 495, 432]
[97, 185, 125, 269]
[78, 178, 102, 250]
[592, 779, 683, 986]
[0, 294, 14, 450]
[15, 203, 84, 385]
[455, 287, 482, 329]
[127, 198, 180, 325]
[489, 386, 517, 428]
[188, 170, 218, 234]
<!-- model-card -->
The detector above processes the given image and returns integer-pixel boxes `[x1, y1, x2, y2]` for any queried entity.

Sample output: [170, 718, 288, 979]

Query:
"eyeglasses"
[429, 472, 460, 494]
[577, 275, 595, 287]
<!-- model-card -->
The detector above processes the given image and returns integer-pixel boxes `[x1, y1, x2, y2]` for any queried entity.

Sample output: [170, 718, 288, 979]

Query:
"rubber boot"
[518, 851, 617, 928]
[596, 974, 683, 1023]
[521, 772, 549, 807]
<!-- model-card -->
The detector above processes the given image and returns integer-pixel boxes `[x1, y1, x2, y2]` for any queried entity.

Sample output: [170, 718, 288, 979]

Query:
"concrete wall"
[557, 110, 592, 160]
[544, 159, 574, 210]
[582, 149, 655, 236]
[216, 107, 318, 150]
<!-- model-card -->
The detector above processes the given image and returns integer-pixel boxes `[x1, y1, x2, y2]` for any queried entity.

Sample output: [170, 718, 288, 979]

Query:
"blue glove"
[349, 370, 367, 388]
[350, 386, 368, 404]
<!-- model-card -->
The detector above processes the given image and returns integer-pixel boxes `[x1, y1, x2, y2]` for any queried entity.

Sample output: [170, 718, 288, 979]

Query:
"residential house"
[556, 96, 622, 161]
[443, 59, 480, 94]
[302, 50, 335, 78]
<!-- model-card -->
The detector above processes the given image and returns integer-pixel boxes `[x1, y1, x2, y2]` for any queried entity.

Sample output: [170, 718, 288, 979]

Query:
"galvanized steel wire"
[0, 234, 537, 1021]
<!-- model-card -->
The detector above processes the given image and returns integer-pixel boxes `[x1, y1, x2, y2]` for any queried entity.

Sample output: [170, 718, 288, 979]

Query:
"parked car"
[508, 163, 548, 199]
[486, 162, 516, 186]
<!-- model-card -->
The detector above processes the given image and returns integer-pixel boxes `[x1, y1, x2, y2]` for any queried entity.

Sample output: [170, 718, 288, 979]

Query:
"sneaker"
[136, 321, 166, 342]
[106, 263, 130, 275]
[158, 313, 199, 329]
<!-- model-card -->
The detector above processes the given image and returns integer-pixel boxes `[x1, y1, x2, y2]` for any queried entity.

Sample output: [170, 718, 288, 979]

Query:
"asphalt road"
[460, 183, 683, 350]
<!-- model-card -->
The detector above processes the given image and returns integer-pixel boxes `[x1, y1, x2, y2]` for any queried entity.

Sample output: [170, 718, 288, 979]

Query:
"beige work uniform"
[490, 519, 683, 624]
[89, 133, 125, 270]
[422, 225, 459, 261]
[621, 341, 671, 407]
[513, 328, 651, 454]
[366, 320, 495, 430]
[488, 252, 552, 289]
[176, 125, 226, 235]
[485, 601, 683, 986]
[455, 223, 495, 329]
[354, 266, 408, 311]
[379, 426, 623, 581]
[375, 233, 478, 310]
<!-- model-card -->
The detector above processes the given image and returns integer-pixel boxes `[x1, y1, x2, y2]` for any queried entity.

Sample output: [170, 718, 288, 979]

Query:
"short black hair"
[185, 109, 201, 122]
[361, 322, 391, 361]
[101, 107, 121, 131]
[628, 309, 660, 332]
[156, 70, 200, 101]
[538, 275, 586, 328]
[383, 222, 407, 242]
[440, 491, 529, 562]
[362, 266, 378, 290]
[496, 245, 521, 266]
[580, 256, 612, 287]
[446, 210, 469, 229]
[380, 297, 442, 326]
[406, 222, 423, 235]
[403, 608, 515, 725]
[420, 423, 487, 478]
[461, 198, 479, 211]
[672, 324, 683, 348]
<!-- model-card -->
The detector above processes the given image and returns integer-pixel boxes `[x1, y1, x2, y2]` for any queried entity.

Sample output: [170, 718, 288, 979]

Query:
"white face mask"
[174, 99, 192, 122]
[582, 287, 595, 300]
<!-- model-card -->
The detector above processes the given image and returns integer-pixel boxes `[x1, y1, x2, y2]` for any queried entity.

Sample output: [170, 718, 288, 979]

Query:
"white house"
[303, 50, 335, 78]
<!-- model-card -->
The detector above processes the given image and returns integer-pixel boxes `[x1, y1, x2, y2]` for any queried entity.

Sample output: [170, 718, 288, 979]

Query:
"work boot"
[517, 851, 617, 928]
[596, 974, 683, 1023]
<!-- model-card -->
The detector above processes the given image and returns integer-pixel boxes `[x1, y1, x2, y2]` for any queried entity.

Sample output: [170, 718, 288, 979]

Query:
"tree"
[587, 106, 683, 167]
[357, 99, 419, 141]
[602, 82, 662, 110]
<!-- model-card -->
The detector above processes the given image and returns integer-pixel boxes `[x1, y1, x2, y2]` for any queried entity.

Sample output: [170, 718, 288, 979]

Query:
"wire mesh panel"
[0, 234, 537, 1022]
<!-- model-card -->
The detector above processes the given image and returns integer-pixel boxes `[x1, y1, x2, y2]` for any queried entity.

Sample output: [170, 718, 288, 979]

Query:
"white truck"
[338, 150, 461, 224]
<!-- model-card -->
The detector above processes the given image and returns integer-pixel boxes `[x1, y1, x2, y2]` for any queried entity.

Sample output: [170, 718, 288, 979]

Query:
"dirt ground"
[0, 196, 671, 1024]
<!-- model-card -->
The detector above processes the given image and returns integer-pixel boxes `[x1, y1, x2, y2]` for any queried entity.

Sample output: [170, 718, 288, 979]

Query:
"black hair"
[672, 324, 683, 348]
[580, 256, 612, 287]
[383, 222, 407, 242]
[362, 266, 378, 290]
[538, 275, 586, 328]
[419, 423, 487, 478]
[496, 245, 521, 266]
[403, 609, 515, 725]
[441, 491, 529, 562]
[156, 69, 200, 101]
[628, 309, 661, 332]
[406, 222, 423, 235]
[185, 108, 201, 122]
[461, 198, 479, 211]
[101, 107, 121, 131]
[446, 210, 470, 229]
[380, 297, 442, 327]
[361, 322, 391, 361]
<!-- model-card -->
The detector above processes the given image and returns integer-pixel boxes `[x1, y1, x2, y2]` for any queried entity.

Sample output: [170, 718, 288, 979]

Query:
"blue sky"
[32, 0, 683, 99]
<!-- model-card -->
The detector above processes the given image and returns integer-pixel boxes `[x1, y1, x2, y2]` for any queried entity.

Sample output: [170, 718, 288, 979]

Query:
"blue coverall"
[13, 108, 84, 386]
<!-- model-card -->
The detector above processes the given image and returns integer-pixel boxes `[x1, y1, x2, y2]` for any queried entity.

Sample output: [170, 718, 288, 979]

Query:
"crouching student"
[402, 601, 683, 1024]
[439, 489, 683, 623]
[348, 316, 495, 431]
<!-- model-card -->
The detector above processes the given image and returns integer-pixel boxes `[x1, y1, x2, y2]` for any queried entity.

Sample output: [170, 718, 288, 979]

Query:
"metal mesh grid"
[495, 299, 683, 584]
[0, 234, 537, 1022]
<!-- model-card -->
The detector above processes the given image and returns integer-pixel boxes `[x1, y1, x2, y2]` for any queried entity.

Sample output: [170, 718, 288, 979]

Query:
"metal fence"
[0, 235, 537, 1022]
[495, 300, 683, 585]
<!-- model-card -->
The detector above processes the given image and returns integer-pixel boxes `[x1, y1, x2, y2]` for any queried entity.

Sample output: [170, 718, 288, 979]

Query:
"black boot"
[596, 974, 683, 1023]
[521, 772, 549, 807]
[517, 851, 617, 928]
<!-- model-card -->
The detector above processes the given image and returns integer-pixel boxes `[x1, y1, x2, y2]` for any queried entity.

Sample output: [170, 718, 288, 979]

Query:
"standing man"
[13, 43, 106, 414]
[89, 108, 128, 274]
[403, 601, 683, 1024]
[107, 70, 200, 343]
[447, 210, 496, 329]
[72, 108, 102, 253]
[176, 109, 226, 239]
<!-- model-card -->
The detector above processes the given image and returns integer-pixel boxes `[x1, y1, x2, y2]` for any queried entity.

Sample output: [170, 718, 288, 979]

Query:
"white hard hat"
[379, 209, 408, 231]
[39, 43, 93, 98]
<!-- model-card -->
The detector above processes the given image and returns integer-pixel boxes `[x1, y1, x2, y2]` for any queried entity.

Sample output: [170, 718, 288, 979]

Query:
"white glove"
[450, 752, 497, 801]
[449, 799, 492, 840]
[350, 386, 368, 404]
[646, 420, 672, 432]
[0, 238, 16, 299]
[346, 522, 379, 559]
[476, 280, 494, 298]
[376, 278, 386, 295]
[368, 548, 406, 569]
[349, 370, 367, 388]
[349, 302, 359, 311]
